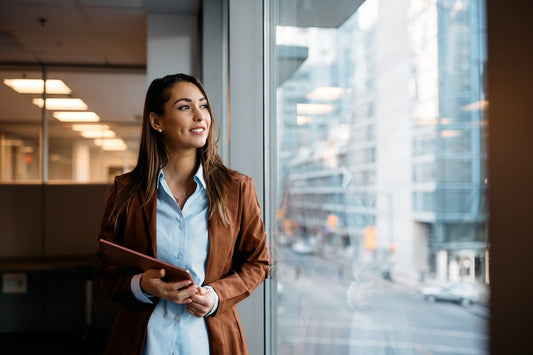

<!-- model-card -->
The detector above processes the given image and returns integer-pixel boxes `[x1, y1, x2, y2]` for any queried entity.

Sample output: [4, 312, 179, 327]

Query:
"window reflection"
[271, 0, 488, 354]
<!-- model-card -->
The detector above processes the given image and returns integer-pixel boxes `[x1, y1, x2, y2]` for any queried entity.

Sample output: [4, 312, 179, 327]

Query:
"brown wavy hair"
[106, 73, 234, 228]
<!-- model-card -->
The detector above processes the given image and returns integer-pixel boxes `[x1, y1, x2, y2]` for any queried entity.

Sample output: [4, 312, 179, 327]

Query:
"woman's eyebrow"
[174, 97, 207, 105]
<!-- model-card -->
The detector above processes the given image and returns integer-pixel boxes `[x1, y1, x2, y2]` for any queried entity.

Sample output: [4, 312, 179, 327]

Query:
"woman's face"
[152, 81, 211, 152]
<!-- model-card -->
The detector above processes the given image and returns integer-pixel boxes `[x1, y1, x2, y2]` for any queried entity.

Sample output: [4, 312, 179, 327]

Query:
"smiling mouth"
[190, 128, 205, 133]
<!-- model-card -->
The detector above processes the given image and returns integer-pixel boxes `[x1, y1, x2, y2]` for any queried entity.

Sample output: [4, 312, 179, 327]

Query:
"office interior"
[0, 0, 531, 354]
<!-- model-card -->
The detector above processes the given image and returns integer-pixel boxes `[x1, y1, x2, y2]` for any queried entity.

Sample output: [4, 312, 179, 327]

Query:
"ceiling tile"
[14, 33, 102, 54]
[35, 51, 107, 64]
[83, 8, 146, 36]
[0, 51, 38, 63]
[0, 2, 90, 34]
[97, 35, 146, 65]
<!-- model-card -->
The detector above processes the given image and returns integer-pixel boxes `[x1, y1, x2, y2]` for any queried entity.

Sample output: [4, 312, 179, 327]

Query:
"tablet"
[99, 238, 193, 282]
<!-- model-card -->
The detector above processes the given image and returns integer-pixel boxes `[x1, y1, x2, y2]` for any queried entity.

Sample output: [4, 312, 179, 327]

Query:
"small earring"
[158, 129, 162, 133]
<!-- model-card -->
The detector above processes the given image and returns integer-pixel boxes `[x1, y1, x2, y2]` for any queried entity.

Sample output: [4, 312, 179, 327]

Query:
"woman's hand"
[186, 286, 216, 318]
[140, 268, 198, 304]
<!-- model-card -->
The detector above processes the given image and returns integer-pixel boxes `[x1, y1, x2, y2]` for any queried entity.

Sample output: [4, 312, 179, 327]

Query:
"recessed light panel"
[3, 79, 71, 94]
[53, 111, 100, 122]
[33, 98, 88, 111]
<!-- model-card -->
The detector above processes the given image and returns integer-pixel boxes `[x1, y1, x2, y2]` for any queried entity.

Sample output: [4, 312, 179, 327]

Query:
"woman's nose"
[192, 105, 206, 120]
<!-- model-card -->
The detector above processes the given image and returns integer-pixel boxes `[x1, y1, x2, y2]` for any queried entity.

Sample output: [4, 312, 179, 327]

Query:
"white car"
[422, 282, 479, 306]
[291, 241, 313, 255]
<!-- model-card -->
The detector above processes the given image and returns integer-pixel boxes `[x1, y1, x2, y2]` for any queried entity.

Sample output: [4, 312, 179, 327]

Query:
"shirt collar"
[194, 162, 206, 189]
[157, 162, 206, 190]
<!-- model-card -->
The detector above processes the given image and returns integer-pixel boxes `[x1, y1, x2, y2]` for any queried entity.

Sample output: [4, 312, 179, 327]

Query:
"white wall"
[147, 14, 198, 83]
[201, 0, 229, 163]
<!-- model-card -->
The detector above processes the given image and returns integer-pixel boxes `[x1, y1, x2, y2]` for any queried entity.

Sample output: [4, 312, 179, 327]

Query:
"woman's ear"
[149, 112, 162, 132]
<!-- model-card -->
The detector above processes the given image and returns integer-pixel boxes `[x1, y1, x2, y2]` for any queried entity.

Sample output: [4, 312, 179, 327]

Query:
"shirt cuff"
[131, 273, 153, 303]
[203, 285, 219, 316]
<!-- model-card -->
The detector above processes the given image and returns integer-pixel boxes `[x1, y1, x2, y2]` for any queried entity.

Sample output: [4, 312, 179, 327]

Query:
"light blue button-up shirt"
[130, 163, 218, 355]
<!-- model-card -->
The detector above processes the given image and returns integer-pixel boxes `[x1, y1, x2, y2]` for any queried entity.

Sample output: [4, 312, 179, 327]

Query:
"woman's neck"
[163, 152, 198, 185]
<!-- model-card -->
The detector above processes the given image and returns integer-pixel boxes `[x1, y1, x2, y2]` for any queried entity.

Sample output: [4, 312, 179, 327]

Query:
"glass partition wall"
[268, 0, 489, 354]
[0, 66, 145, 338]
[0, 69, 42, 182]
[0, 67, 143, 183]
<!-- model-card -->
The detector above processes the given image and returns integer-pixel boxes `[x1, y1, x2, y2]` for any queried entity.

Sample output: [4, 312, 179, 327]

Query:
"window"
[0, 68, 143, 183]
[269, 0, 488, 353]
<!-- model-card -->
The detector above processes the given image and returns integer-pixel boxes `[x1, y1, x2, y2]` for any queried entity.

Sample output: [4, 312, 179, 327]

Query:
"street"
[275, 247, 489, 355]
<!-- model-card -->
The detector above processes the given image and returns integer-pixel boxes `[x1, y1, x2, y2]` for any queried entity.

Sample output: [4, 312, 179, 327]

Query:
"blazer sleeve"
[207, 175, 270, 315]
[94, 179, 144, 307]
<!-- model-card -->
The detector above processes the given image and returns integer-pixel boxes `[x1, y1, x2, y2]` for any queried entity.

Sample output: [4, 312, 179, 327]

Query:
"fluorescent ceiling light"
[306, 87, 343, 100]
[72, 124, 109, 132]
[53, 111, 100, 122]
[3, 79, 71, 94]
[94, 138, 127, 151]
[33, 98, 88, 110]
[72, 124, 114, 138]
[81, 130, 115, 138]
[297, 103, 334, 115]
[94, 138, 124, 146]
[102, 145, 127, 151]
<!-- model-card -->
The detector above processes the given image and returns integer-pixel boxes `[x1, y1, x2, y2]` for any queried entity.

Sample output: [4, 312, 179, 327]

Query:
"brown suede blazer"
[95, 171, 270, 355]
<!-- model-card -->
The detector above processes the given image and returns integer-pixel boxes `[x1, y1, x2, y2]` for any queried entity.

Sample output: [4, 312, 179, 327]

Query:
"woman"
[95, 73, 270, 354]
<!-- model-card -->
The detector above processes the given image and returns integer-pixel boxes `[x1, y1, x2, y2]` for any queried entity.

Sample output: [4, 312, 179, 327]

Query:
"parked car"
[291, 240, 314, 255]
[421, 281, 479, 306]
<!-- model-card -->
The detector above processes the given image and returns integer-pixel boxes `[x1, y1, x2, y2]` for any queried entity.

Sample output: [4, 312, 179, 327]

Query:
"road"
[275, 247, 489, 355]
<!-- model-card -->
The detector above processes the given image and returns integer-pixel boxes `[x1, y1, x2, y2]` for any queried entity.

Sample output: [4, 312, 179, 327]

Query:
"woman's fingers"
[141, 269, 200, 303]
[140, 268, 166, 296]
[186, 287, 215, 317]
[168, 282, 197, 304]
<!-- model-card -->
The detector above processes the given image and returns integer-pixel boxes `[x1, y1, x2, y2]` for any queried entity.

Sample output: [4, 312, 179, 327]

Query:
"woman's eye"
[178, 105, 189, 110]
[201, 104, 209, 109]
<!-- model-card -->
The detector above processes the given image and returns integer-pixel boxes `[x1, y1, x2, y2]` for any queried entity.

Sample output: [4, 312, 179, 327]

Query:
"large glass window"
[269, 0, 488, 353]
[0, 68, 143, 183]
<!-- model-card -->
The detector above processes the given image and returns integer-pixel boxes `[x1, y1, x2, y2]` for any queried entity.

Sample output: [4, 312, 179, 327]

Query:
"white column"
[469, 252, 476, 282]
[73, 142, 90, 182]
[436, 249, 448, 281]
[449, 258, 459, 281]
[0, 134, 10, 181]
